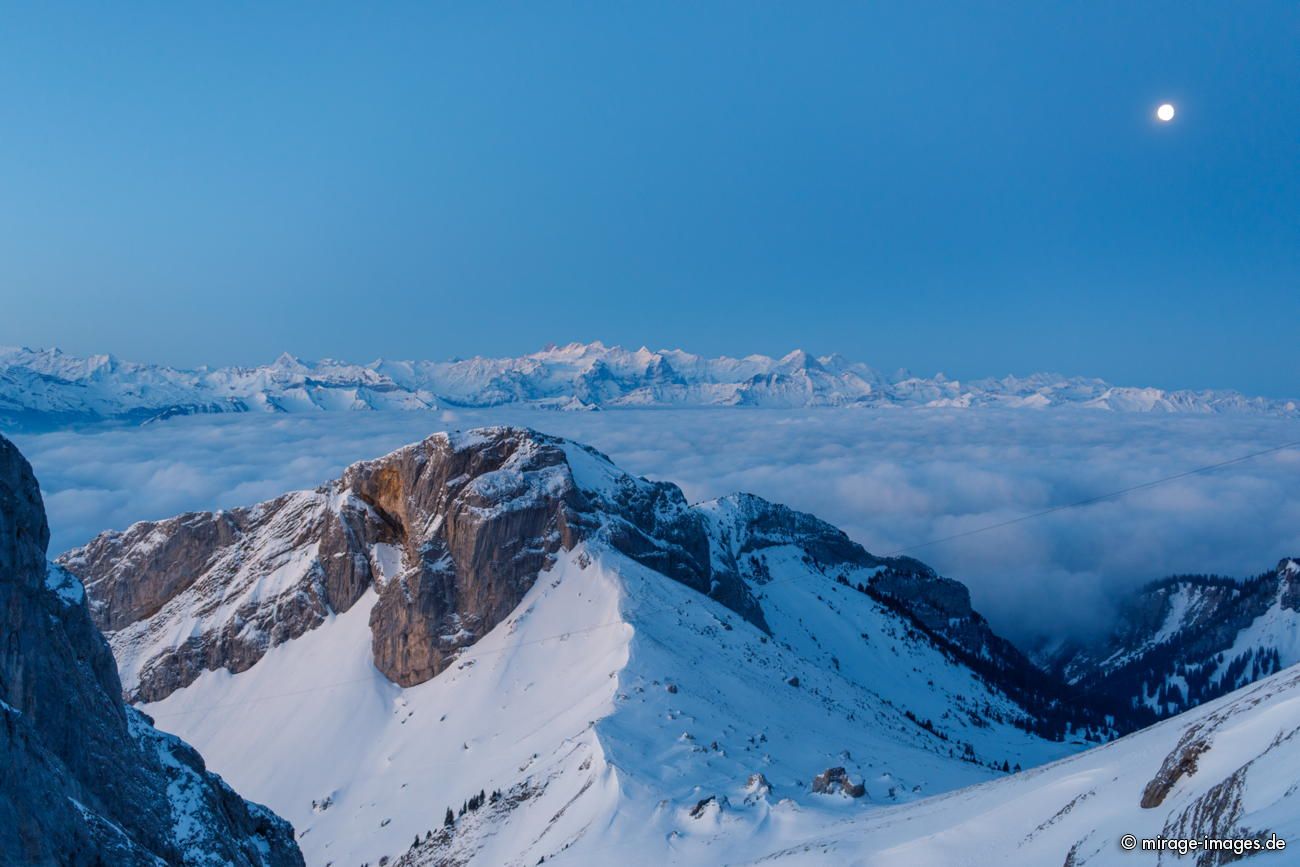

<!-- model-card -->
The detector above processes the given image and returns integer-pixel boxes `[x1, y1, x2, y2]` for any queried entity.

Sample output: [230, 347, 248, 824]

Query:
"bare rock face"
[1141, 726, 1211, 809]
[811, 766, 865, 798]
[63, 427, 768, 699]
[1278, 558, 1300, 611]
[0, 434, 303, 865]
[350, 430, 586, 686]
[350, 428, 772, 687]
[63, 485, 392, 702]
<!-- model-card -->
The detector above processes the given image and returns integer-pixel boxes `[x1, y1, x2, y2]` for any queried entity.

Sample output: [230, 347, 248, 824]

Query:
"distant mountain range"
[2, 342, 1296, 428]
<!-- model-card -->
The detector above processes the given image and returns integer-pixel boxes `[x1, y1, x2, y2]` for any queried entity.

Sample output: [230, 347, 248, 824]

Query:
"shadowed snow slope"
[69, 427, 1087, 865]
[752, 662, 1300, 866]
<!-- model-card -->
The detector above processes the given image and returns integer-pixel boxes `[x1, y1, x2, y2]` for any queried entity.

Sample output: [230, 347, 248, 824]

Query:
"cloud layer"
[13, 408, 1300, 647]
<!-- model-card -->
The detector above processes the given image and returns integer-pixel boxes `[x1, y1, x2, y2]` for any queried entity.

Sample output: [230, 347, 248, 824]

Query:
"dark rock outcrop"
[688, 795, 724, 818]
[1141, 726, 1211, 809]
[811, 766, 865, 798]
[0, 434, 303, 865]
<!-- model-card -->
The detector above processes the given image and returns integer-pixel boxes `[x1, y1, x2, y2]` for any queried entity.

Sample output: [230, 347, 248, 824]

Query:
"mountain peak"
[62, 426, 768, 699]
[270, 351, 304, 369]
[61, 428, 1092, 865]
[777, 348, 820, 369]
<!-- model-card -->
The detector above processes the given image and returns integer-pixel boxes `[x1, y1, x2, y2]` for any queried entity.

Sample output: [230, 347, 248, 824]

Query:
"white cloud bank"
[13, 407, 1300, 646]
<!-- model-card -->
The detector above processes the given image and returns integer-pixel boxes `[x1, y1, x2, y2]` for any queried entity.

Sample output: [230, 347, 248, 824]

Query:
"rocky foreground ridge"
[0, 434, 304, 865]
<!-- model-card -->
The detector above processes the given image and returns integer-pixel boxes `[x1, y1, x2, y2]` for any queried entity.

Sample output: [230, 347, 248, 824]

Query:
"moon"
[1156, 103, 1176, 122]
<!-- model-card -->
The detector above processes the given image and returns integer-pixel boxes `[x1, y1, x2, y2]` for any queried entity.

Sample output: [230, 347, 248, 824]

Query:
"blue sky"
[1, 2, 1296, 394]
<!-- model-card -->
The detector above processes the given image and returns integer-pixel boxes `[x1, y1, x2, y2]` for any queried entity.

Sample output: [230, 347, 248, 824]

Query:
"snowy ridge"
[61, 427, 768, 702]
[3, 342, 1296, 428]
[140, 541, 1075, 866]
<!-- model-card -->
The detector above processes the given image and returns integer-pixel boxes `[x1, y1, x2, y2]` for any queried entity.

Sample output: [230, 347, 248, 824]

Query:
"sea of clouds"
[13, 407, 1300, 648]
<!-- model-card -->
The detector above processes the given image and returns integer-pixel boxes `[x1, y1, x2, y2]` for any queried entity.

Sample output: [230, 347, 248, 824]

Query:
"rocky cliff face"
[345, 429, 766, 687]
[62, 428, 767, 699]
[0, 434, 303, 865]
[62, 427, 1094, 742]
[1045, 559, 1300, 727]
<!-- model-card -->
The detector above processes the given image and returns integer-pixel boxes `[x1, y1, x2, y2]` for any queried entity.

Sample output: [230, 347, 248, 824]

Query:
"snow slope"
[751, 662, 1300, 865]
[142, 541, 1075, 866]
[3, 342, 1296, 429]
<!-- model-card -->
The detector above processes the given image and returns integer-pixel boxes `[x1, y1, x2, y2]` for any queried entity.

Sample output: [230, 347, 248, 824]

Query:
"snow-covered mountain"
[0, 434, 303, 864]
[753, 660, 1300, 866]
[61, 427, 1098, 866]
[1043, 559, 1300, 728]
[3, 342, 1295, 429]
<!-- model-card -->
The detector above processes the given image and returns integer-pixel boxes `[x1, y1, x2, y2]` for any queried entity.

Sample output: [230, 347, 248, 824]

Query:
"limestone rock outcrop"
[63, 428, 768, 698]
[0, 434, 303, 865]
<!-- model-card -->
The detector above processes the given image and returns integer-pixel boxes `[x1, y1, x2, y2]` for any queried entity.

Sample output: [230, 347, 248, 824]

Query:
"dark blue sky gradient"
[1, 2, 1296, 393]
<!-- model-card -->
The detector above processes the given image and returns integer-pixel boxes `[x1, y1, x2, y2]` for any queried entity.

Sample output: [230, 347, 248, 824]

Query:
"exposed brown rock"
[1160, 767, 1252, 866]
[63, 485, 393, 702]
[63, 427, 768, 699]
[351, 431, 583, 686]
[1141, 726, 1211, 809]
[811, 766, 866, 798]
